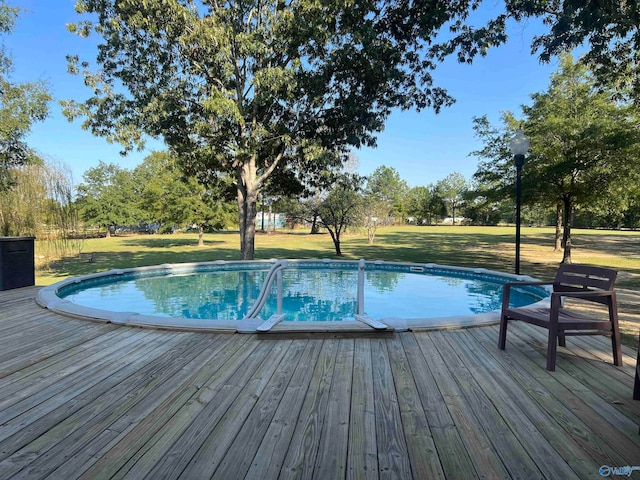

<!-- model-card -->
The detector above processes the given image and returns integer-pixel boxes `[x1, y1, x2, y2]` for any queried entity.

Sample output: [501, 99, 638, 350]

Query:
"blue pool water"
[58, 262, 546, 322]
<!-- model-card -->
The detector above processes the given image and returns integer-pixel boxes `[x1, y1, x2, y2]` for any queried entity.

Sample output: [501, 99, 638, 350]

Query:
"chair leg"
[498, 314, 508, 350]
[546, 329, 558, 371]
[610, 296, 623, 367]
[558, 334, 566, 347]
[611, 329, 622, 367]
[634, 339, 640, 400]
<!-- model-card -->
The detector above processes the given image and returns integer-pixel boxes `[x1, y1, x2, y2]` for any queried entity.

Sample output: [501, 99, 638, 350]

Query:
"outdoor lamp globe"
[509, 128, 530, 157]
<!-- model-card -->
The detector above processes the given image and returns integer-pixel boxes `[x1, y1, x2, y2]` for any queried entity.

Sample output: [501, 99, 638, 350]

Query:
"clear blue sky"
[7, 0, 559, 188]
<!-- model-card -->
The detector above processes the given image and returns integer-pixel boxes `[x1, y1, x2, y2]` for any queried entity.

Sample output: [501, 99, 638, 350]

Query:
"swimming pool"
[37, 259, 550, 332]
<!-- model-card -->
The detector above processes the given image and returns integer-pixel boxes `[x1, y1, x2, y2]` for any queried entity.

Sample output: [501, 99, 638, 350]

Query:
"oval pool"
[37, 259, 550, 333]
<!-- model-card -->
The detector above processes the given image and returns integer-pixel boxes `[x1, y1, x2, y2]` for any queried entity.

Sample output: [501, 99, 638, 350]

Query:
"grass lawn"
[35, 225, 640, 345]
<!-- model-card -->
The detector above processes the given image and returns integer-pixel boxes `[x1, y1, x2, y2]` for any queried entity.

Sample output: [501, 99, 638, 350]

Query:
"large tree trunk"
[236, 145, 284, 259]
[310, 213, 319, 234]
[237, 162, 258, 260]
[329, 229, 342, 256]
[561, 196, 572, 263]
[197, 225, 204, 247]
[554, 202, 562, 251]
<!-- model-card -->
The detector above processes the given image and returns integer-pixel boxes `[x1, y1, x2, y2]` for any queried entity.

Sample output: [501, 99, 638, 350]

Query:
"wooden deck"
[1, 286, 639, 479]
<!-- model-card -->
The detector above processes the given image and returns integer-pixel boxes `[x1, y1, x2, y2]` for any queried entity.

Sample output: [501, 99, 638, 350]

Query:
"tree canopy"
[134, 151, 236, 245]
[317, 174, 363, 256]
[62, 0, 515, 260]
[473, 54, 640, 263]
[406, 185, 444, 225]
[502, 1, 640, 101]
[436, 172, 468, 224]
[365, 165, 409, 221]
[75, 161, 141, 236]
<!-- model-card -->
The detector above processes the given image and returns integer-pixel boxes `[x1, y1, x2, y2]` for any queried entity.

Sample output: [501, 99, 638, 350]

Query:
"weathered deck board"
[314, 338, 354, 480]
[398, 333, 478, 479]
[245, 340, 324, 480]
[420, 331, 549, 479]
[470, 325, 633, 469]
[509, 322, 640, 429]
[370, 338, 412, 478]
[0, 333, 191, 478]
[346, 338, 377, 480]
[85, 334, 255, 480]
[448, 329, 591, 478]
[18, 334, 220, 480]
[279, 338, 338, 480]
[177, 339, 294, 479]
[213, 339, 310, 479]
[414, 330, 512, 478]
[386, 334, 444, 479]
[0, 286, 638, 479]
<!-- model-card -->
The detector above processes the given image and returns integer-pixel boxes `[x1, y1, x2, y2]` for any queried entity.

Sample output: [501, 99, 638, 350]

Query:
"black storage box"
[0, 236, 35, 290]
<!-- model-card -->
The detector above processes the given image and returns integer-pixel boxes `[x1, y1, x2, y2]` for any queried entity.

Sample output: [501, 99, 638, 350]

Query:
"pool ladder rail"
[247, 259, 390, 332]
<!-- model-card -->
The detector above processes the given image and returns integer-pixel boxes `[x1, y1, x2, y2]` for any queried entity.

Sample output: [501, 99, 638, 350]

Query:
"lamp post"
[509, 128, 529, 275]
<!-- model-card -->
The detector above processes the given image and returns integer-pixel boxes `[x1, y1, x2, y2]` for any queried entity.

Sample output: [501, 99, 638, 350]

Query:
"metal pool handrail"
[245, 259, 288, 319]
[248, 258, 389, 331]
[245, 259, 365, 319]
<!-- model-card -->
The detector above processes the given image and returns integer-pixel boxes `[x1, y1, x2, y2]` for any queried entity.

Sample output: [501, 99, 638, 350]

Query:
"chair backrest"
[553, 264, 617, 302]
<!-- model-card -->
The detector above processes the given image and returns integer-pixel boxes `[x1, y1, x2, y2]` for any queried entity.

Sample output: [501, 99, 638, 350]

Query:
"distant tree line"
[73, 152, 238, 246]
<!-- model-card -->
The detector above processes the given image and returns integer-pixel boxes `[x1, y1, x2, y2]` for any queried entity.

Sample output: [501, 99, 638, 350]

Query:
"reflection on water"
[363, 271, 539, 318]
[62, 268, 546, 322]
[63, 270, 268, 320]
[261, 270, 357, 321]
[135, 270, 267, 319]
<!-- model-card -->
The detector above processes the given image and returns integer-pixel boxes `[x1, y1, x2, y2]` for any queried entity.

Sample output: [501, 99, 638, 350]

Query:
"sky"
[6, 0, 560, 188]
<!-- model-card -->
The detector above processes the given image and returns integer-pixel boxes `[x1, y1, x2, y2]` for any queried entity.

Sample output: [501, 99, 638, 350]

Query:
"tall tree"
[40, 160, 84, 261]
[76, 161, 140, 237]
[134, 151, 236, 245]
[436, 172, 468, 225]
[360, 197, 387, 244]
[406, 185, 445, 225]
[0, 1, 51, 192]
[0, 157, 82, 267]
[317, 174, 363, 256]
[365, 165, 409, 222]
[0, 161, 46, 236]
[62, 0, 511, 260]
[461, 182, 508, 226]
[522, 55, 640, 262]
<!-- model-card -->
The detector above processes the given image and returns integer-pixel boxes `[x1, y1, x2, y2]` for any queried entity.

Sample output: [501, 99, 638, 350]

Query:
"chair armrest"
[552, 290, 616, 299]
[552, 290, 617, 308]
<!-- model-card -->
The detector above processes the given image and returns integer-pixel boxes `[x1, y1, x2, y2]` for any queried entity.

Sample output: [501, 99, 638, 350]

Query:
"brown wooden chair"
[499, 264, 622, 371]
